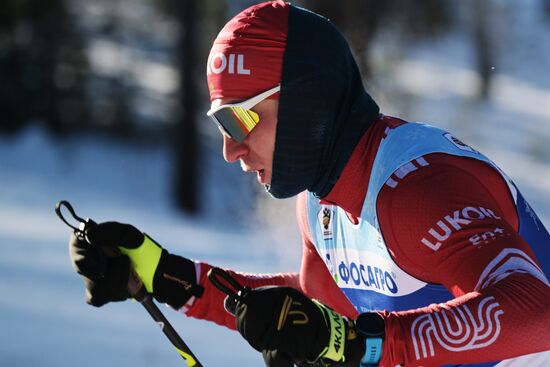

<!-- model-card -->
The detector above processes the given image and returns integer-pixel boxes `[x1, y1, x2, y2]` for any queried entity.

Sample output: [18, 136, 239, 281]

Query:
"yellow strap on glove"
[119, 234, 162, 293]
[313, 300, 346, 363]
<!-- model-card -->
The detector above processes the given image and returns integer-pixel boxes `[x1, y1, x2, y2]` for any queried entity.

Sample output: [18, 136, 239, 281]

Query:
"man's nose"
[223, 135, 249, 163]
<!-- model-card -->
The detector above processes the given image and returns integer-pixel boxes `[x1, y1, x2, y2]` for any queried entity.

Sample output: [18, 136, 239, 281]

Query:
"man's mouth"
[241, 163, 267, 184]
[256, 169, 266, 184]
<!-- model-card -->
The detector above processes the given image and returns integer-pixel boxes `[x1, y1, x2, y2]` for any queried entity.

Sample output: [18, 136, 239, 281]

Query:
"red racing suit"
[185, 115, 550, 366]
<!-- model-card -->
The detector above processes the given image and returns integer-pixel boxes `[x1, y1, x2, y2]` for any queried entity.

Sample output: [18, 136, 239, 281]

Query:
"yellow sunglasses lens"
[230, 107, 260, 131]
[213, 107, 260, 142]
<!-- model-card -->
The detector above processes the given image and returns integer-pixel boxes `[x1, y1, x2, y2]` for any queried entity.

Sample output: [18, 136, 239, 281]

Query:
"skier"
[69, 1, 550, 366]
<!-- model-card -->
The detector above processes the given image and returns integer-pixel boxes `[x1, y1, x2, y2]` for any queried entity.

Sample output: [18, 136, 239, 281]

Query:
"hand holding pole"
[55, 200, 203, 367]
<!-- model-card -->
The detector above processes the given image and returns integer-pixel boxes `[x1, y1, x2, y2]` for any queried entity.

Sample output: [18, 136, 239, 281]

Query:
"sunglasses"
[206, 85, 280, 142]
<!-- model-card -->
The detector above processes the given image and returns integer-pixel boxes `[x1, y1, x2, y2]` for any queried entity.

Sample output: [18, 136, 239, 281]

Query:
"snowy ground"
[1, 5, 550, 367]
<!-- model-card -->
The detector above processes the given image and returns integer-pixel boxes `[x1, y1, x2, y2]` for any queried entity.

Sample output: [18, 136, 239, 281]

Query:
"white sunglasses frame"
[206, 84, 281, 117]
[206, 85, 281, 141]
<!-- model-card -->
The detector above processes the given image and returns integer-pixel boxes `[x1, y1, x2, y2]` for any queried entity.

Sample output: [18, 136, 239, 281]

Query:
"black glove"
[234, 286, 366, 367]
[69, 221, 203, 308]
[69, 227, 130, 306]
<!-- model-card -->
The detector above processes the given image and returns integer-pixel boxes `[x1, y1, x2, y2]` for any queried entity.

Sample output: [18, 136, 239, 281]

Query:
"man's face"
[210, 98, 279, 185]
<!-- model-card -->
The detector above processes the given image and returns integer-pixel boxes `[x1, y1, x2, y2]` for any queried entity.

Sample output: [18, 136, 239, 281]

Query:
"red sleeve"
[377, 154, 550, 366]
[184, 191, 357, 330]
[184, 263, 300, 330]
[184, 191, 356, 330]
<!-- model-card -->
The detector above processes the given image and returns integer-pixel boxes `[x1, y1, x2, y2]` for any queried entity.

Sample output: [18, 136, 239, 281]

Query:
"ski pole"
[132, 285, 203, 366]
[55, 200, 203, 367]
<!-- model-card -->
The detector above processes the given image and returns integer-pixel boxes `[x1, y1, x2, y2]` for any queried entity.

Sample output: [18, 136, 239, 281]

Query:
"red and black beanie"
[207, 1, 380, 199]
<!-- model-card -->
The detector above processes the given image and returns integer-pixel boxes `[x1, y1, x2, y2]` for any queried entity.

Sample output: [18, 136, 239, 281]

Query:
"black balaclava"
[267, 5, 380, 199]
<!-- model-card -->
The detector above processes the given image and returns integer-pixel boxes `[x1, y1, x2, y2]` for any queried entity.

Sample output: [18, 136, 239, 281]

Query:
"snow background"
[1, 2, 550, 366]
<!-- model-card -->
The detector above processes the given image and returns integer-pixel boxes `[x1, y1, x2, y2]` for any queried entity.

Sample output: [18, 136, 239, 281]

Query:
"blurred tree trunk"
[174, 0, 200, 213]
[397, 0, 453, 36]
[471, 0, 494, 100]
[544, 0, 550, 21]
